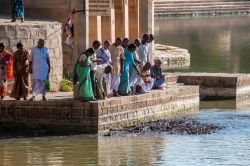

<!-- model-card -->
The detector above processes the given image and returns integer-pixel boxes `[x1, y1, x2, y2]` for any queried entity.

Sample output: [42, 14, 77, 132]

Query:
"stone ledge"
[177, 72, 250, 100]
[154, 44, 190, 69]
[0, 85, 199, 135]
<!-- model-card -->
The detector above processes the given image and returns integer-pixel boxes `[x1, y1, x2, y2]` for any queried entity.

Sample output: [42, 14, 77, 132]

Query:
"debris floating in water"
[105, 118, 223, 136]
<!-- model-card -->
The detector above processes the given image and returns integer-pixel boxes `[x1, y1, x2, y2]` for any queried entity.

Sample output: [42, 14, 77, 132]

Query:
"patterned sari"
[12, 0, 24, 19]
[0, 50, 12, 98]
[74, 54, 93, 100]
[10, 49, 29, 99]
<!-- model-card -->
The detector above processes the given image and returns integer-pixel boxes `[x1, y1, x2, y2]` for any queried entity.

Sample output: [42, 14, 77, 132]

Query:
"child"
[150, 58, 166, 89]
[95, 64, 113, 100]
[136, 62, 154, 94]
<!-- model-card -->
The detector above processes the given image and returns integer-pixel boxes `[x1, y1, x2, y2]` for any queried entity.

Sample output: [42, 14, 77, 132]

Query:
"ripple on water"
[0, 109, 250, 165]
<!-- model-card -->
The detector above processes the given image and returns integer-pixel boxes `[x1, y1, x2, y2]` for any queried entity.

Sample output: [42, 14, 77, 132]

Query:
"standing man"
[109, 37, 124, 96]
[138, 34, 150, 66]
[29, 39, 51, 101]
[11, 0, 24, 22]
[10, 42, 29, 100]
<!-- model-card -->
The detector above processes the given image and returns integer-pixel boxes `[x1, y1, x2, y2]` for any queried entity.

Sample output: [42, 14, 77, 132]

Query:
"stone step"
[155, 2, 250, 7]
[155, 5, 250, 12]
[155, 0, 250, 4]
[154, 0, 250, 16]
[155, 7, 250, 13]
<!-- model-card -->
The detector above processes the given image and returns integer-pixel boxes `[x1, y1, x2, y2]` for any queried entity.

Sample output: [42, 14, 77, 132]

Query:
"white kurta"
[30, 47, 49, 81]
[138, 43, 149, 66]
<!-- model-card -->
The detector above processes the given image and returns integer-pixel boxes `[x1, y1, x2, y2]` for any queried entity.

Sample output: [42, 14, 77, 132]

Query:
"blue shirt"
[124, 49, 135, 65]
[30, 46, 50, 80]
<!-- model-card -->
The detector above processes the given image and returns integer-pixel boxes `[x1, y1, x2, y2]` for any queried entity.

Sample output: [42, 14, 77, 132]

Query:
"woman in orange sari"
[0, 43, 13, 99]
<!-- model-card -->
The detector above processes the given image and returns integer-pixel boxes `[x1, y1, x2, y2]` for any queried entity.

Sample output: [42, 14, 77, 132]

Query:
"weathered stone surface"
[177, 73, 250, 100]
[154, 44, 190, 69]
[0, 18, 63, 91]
[0, 85, 199, 135]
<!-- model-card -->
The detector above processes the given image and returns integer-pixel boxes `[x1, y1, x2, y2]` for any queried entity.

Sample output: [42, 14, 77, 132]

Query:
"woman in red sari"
[0, 43, 13, 99]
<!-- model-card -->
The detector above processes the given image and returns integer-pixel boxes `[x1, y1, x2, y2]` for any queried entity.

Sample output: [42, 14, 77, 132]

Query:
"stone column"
[139, 0, 154, 62]
[139, 0, 154, 36]
[129, 0, 140, 41]
[114, 0, 129, 38]
[101, 4, 115, 43]
[71, 0, 89, 63]
[89, 16, 102, 44]
[71, 0, 89, 99]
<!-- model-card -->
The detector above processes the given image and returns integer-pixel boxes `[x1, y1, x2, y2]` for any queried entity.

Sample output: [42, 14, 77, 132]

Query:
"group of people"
[0, 39, 50, 101]
[73, 34, 166, 102]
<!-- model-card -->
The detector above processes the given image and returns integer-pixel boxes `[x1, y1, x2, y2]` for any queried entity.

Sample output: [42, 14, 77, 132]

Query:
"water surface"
[155, 15, 250, 73]
[1, 108, 250, 165]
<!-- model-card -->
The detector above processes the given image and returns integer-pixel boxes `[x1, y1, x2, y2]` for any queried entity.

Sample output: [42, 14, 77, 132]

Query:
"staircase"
[154, 0, 250, 16]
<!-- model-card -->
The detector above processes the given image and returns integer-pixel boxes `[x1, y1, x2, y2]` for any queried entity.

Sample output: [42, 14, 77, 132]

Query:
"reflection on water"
[155, 15, 250, 73]
[1, 109, 250, 165]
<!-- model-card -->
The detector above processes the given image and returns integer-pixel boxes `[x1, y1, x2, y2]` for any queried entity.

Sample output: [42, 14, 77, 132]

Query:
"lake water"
[1, 108, 250, 165]
[155, 15, 250, 73]
[1, 16, 250, 166]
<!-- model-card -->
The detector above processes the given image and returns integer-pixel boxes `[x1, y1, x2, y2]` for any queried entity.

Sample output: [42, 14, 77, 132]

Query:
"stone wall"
[0, 0, 73, 74]
[177, 73, 250, 100]
[0, 85, 199, 135]
[154, 44, 190, 69]
[0, 18, 63, 91]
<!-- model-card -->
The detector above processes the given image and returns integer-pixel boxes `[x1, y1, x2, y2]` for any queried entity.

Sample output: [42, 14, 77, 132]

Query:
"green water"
[155, 15, 250, 73]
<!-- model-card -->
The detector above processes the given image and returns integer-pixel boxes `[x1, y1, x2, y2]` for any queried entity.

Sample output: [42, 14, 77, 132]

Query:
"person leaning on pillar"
[10, 0, 24, 22]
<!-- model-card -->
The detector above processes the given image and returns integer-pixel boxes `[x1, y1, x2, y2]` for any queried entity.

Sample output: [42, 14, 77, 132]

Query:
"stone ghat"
[154, 44, 190, 69]
[0, 18, 63, 91]
[177, 73, 250, 100]
[0, 85, 199, 135]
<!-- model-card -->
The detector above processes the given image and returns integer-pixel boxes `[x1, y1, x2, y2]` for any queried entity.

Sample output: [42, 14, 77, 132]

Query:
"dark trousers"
[90, 70, 96, 98]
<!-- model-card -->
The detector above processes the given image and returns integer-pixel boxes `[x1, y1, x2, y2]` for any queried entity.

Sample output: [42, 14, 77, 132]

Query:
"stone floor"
[3, 92, 73, 101]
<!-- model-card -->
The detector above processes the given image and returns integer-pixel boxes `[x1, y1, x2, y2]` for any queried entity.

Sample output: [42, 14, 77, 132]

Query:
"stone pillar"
[71, 0, 89, 63]
[139, 0, 154, 36]
[71, 0, 89, 99]
[101, 4, 115, 42]
[89, 16, 102, 44]
[139, 0, 154, 62]
[129, 0, 140, 41]
[114, 0, 129, 38]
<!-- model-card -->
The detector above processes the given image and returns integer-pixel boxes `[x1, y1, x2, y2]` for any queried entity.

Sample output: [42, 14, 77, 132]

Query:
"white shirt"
[138, 43, 149, 66]
[95, 64, 108, 92]
[30, 46, 49, 80]
[91, 49, 99, 71]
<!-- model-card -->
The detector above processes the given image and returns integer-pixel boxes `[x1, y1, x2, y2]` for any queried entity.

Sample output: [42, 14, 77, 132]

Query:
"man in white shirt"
[29, 39, 51, 101]
[138, 34, 150, 66]
[95, 64, 112, 99]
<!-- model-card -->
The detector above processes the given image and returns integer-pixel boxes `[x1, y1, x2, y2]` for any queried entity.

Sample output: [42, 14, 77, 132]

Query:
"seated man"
[150, 58, 166, 89]
[95, 64, 113, 100]
[136, 62, 154, 94]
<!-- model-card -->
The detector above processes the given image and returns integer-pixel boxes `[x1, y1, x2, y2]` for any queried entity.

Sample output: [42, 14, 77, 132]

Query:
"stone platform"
[0, 18, 63, 91]
[177, 73, 250, 100]
[0, 85, 199, 135]
[154, 44, 190, 69]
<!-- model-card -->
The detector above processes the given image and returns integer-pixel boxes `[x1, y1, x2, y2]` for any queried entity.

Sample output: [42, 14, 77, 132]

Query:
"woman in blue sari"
[11, 0, 24, 22]
[118, 44, 138, 95]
